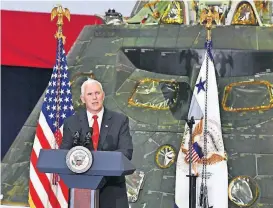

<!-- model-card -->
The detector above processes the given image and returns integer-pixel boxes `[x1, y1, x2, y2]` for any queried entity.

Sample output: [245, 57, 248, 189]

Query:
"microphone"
[72, 131, 81, 147]
[84, 127, 93, 147]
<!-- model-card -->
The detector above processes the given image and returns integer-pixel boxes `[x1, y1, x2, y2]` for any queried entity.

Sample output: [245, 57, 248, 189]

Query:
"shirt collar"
[87, 107, 104, 120]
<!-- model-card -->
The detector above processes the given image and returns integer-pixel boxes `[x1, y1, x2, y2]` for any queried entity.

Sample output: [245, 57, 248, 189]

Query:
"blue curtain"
[1, 65, 52, 159]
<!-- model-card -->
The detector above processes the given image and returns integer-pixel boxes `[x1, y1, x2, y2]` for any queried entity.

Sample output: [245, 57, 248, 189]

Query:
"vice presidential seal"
[66, 146, 93, 173]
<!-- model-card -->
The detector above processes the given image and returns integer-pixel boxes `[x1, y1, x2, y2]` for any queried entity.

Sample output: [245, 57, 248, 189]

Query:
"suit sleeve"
[60, 119, 73, 150]
[116, 116, 133, 160]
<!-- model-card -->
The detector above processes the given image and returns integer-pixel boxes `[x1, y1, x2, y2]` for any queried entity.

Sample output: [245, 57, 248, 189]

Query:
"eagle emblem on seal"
[72, 153, 87, 166]
[181, 118, 226, 175]
[66, 146, 93, 174]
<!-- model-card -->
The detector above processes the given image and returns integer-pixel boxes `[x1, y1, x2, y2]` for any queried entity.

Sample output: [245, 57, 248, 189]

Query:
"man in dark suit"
[60, 79, 133, 208]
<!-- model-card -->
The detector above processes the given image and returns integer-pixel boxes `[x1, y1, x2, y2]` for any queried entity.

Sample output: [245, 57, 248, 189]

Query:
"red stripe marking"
[192, 155, 199, 162]
[29, 180, 44, 208]
[58, 178, 69, 201]
[52, 129, 69, 202]
[54, 129, 63, 148]
[36, 123, 52, 149]
[32, 122, 68, 206]
[186, 152, 199, 161]
[31, 149, 61, 208]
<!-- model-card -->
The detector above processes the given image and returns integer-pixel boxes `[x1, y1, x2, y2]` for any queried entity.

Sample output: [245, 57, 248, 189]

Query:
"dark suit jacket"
[60, 107, 133, 208]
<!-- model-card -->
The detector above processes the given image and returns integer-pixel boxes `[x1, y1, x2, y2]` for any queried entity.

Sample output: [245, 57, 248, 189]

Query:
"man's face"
[80, 82, 105, 114]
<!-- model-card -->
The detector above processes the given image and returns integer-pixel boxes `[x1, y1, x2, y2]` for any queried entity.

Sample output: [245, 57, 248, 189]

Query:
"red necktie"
[73, 115, 100, 207]
[92, 115, 99, 151]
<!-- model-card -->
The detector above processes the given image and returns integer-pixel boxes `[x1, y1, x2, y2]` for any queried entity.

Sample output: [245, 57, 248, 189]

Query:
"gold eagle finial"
[200, 7, 219, 40]
[51, 5, 70, 43]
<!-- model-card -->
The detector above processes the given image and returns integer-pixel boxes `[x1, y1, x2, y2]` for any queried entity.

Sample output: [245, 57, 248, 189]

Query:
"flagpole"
[198, 7, 219, 208]
[50, 5, 71, 208]
[50, 4, 71, 185]
[186, 7, 218, 208]
[186, 116, 197, 208]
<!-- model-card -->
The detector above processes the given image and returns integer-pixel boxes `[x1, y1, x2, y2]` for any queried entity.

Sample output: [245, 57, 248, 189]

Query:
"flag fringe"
[28, 193, 36, 208]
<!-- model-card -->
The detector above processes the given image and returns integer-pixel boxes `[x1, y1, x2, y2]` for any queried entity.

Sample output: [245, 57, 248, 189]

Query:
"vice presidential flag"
[175, 41, 228, 208]
[28, 38, 74, 208]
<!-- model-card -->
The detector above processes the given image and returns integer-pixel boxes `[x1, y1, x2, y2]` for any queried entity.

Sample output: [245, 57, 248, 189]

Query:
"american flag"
[185, 142, 204, 163]
[28, 38, 74, 208]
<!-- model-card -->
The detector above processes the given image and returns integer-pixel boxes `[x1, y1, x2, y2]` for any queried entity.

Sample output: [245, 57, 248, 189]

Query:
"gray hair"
[81, 79, 104, 95]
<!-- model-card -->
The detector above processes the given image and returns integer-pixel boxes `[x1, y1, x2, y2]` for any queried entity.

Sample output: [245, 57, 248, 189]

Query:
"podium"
[37, 149, 136, 208]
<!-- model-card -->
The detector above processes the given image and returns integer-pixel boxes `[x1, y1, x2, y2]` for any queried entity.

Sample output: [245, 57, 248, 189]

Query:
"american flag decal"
[28, 38, 74, 208]
[185, 142, 204, 163]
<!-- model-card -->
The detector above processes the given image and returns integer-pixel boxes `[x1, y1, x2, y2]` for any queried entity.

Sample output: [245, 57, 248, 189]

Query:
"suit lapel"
[78, 108, 94, 150]
[98, 108, 112, 150]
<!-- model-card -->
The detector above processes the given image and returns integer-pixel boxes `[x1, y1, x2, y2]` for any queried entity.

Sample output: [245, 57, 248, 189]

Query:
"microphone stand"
[84, 128, 93, 147]
[186, 116, 197, 208]
[72, 131, 81, 147]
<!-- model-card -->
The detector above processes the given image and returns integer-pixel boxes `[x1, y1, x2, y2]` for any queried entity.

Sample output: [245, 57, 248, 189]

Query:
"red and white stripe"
[185, 147, 200, 163]
[28, 113, 67, 208]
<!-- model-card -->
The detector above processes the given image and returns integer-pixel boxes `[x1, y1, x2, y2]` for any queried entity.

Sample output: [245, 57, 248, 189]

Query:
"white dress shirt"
[86, 107, 104, 131]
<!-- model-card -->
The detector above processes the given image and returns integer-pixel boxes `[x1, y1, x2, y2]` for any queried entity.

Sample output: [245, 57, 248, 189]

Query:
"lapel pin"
[105, 125, 108, 128]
